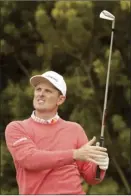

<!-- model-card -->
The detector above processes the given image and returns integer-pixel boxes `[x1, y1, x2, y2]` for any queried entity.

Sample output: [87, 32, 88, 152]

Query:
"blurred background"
[0, 1, 130, 195]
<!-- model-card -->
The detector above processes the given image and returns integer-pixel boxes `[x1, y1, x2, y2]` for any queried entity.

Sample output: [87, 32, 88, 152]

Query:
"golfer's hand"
[94, 142, 109, 170]
[73, 136, 108, 164]
[95, 156, 109, 170]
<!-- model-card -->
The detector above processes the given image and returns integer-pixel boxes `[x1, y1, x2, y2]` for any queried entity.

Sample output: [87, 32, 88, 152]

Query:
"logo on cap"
[46, 75, 58, 82]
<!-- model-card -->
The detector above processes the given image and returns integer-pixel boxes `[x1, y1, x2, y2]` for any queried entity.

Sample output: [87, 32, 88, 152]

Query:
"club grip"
[95, 136, 104, 180]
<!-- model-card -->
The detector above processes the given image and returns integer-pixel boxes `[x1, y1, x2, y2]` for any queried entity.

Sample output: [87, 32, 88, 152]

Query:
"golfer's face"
[33, 80, 64, 112]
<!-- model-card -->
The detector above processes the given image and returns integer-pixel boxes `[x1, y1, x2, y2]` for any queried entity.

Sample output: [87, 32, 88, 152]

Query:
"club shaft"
[100, 20, 115, 137]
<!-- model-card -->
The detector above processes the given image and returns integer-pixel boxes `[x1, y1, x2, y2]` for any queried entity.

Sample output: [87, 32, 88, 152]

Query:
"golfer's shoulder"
[5, 119, 29, 133]
[63, 119, 84, 131]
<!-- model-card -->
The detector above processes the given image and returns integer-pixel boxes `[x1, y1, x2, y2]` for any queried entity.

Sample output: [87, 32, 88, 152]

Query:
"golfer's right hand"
[73, 136, 108, 164]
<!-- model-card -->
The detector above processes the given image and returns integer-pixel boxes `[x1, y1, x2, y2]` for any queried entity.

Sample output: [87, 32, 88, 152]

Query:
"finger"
[96, 142, 100, 146]
[89, 149, 108, 156]
[87, 156, 107, 166]
[93, 159, 107, 166]
[87, 136, 96, 146]
[94, 156, 109, 161]
[87, 158, 107, 167]
[91, 146, 107, 152]
[99, 166, 108, 170]
[94, 157, 109, 166]
[90, 154, 108, 159]
[98, 162, 108, 166]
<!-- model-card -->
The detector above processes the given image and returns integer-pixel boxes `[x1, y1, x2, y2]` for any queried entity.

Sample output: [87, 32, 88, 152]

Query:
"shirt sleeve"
[75, 124, 106, 185]
[5, 121, 74, 171]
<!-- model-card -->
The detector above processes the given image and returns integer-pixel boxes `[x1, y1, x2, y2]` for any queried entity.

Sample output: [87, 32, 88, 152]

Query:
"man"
[5, 71, 109, 194]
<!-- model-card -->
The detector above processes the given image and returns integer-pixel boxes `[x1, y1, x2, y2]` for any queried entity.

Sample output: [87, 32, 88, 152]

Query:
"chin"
[34, 103, 57, 112]
[35, 107, 47, 112]
[36, 106, 55, 113]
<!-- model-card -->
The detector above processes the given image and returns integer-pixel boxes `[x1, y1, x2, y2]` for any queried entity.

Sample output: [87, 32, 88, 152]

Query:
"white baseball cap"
[30, 71, 67, 96]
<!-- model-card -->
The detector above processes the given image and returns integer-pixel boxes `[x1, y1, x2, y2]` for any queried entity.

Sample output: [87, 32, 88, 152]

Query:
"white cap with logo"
[30, 71, 67, 96]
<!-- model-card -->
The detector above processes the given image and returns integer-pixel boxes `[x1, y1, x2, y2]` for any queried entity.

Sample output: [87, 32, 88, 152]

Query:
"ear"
[57, 95, 66, 106]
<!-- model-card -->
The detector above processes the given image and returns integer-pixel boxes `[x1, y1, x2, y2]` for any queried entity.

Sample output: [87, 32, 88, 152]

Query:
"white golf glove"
[95, 142, 109, 170]
[96, 156, 109, 170]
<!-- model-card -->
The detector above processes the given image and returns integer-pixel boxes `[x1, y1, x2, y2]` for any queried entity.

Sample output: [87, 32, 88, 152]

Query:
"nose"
[39, 89, 45, 96]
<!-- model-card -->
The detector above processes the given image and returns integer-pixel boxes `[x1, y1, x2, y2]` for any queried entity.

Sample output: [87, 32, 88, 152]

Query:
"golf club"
[96, 10, 115, 180]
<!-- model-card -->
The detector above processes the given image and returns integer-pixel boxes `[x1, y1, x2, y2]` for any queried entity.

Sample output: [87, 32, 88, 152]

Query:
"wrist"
[73, 149, 78, 160]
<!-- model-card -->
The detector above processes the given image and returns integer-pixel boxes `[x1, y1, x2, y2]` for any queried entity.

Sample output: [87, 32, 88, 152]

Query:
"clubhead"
[100, 10, 115, 21]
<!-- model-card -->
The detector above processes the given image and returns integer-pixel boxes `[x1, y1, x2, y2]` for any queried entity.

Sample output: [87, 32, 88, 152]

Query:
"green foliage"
[90, 177, 120, 194]
[112, 115, 127, 131]
[120, 1, 130, 11]
[1, 141, 18, 194]
[1, 1, 130, 194]
[1, 81, 33, 119]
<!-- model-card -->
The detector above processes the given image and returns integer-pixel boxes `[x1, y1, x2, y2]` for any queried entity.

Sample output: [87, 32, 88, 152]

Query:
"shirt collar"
[31, 111, 59, 124]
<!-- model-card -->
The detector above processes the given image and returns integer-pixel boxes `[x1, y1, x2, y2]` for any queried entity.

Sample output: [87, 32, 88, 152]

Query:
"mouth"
[37, 99, 45, 104]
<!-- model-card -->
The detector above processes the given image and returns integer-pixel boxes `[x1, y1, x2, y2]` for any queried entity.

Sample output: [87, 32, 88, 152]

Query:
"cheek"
[33, 97, 36, 106]
[33, 95, 38, 105]
[48, 95, 58, 104]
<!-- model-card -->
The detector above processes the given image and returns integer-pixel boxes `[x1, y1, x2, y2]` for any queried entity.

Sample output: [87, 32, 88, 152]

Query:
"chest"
[27, 126, 77, 151]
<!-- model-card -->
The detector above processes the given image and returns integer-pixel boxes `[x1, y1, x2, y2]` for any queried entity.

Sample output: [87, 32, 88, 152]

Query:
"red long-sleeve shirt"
[5, 117, 106, 194]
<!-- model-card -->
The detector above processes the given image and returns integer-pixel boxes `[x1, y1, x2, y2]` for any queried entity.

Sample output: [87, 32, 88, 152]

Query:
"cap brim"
[30, 75, 50, 87]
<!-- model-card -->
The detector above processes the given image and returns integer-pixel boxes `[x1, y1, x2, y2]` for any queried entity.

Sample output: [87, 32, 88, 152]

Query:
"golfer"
[5, 71, 109, 194]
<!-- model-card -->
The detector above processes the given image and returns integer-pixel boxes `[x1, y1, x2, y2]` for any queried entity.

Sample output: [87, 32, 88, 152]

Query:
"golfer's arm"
[77, 161, 106, 185]
[5, 122, 74, 171]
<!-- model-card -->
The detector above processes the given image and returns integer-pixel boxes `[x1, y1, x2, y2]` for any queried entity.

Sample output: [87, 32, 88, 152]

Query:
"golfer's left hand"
[95, 156, 109, 170]
[95, 142, 109, 170]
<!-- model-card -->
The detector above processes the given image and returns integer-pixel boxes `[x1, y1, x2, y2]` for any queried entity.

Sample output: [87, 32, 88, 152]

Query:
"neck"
[35, 110, 57, 120]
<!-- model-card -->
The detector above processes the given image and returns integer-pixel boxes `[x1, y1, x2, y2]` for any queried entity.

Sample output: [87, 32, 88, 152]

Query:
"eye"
[45, 89, 52, 93]
[36, 87, 41, 91]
